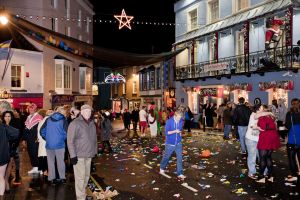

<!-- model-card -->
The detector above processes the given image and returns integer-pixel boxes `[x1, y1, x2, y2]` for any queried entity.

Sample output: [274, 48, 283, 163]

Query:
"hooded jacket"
[165, 116, 184, 145]
[40, 112, 67, 150]
[285, 111, 300, 145]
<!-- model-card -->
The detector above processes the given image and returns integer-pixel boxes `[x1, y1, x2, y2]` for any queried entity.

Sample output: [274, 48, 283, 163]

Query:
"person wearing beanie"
[67, 104, 97, 200]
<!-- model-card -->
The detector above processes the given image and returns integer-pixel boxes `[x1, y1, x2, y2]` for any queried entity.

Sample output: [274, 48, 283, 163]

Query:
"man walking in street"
[139, 106, 148, 137]
[67, 105, 97, 200]
[233, 97, 251, 155]
[131, 107, 139, 137]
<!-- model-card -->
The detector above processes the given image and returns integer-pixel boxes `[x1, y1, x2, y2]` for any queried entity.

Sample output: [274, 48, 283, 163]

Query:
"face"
[4, 113, 12, 124]
[291, 100, 299, 109]
[81, 109, 92, 120]
[174, 113, 182, 122]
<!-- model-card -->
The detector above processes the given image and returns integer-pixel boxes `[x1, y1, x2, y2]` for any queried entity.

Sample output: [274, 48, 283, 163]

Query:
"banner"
[259, 80, 294, 91]
[227, 83, 252, 91]
[200, 88, 217, 97]
[203, 62, 228, 72]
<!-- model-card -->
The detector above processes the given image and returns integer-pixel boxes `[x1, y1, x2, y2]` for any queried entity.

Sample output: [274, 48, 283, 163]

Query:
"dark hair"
[253, 104, 261, 113]
[238, 97, 245, 104]
[1, 111, 14, 125]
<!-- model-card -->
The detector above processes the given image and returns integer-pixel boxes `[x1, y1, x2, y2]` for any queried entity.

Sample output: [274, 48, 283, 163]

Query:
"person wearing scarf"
[24, 103, 43, 174]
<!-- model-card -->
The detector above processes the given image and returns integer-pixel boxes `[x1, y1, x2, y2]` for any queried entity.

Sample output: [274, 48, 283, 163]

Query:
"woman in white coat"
[37, 110, 53, 176]
[148, 109, 157, 138]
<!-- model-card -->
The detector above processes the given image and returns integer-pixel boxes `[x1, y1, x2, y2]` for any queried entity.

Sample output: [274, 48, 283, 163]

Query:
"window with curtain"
[11, 65, 22, 88]
[188, 9, 198, 31]
[208, 0, 219, 23]
[63, 64, 71, 89]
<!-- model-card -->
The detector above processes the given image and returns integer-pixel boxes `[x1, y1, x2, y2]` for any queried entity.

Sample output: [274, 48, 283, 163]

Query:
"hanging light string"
[13, 14, 203, 27]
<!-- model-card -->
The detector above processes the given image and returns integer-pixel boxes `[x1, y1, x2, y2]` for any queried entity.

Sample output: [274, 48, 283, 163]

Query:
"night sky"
[91, 0, 176, 54]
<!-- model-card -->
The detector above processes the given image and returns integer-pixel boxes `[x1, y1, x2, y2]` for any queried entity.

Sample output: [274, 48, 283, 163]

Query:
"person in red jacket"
[256, 105, 280, 183]
[265, 16, 285, 49]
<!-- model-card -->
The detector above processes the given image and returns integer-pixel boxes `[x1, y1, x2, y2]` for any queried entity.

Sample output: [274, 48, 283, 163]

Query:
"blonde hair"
[175, 105, 187, 117]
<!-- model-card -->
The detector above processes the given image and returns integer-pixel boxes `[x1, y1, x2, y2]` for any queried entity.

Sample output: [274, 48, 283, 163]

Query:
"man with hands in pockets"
[159, 105, 186, 180]
[67, 104, 97, 200]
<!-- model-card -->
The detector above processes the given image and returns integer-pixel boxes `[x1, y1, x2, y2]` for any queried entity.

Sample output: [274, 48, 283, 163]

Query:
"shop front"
[163, 88, 176, 109]
[0, 91, 43, 110]
[51, 95, 74, 109]
[112, 97, 128, 114]
[226, 83, 252, 104]
[259, 80, 293, 106]
[129, 99, 140, 111]
[74, 95, 93, 109]
[141, 96, 162, 110]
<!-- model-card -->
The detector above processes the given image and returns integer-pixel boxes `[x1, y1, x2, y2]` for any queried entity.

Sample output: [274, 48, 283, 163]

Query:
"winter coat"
[40, 112, 67, 150]
[67, 115, 97, 158]
[131, 110, 139, 122]
[257, 116, 280, 150]
[233, 104, 251, 126]
[223, 108, 233, 125]
[101, 118, 112, 141]
[245, 113, 260, 142]
[0, 124, 19, 166]
[165, 117, 184, 145]
[37, 117, 48, 157]
[285, 111, 300, 145]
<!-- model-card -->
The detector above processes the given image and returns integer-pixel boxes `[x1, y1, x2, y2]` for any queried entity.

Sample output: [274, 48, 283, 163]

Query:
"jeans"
[287, 144, 300, 176]
[246, 139, 258, 175]
[160, 143, 183, 175]
[238, 126, 248, 153]
[223, 125, 232, 138]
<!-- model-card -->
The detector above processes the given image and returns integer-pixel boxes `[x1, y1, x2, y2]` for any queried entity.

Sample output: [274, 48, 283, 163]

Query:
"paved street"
[4, 120, 300, 200]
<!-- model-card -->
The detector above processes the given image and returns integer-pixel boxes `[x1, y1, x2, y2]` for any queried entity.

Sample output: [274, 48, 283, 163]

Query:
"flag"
[0, 40, 12, 60]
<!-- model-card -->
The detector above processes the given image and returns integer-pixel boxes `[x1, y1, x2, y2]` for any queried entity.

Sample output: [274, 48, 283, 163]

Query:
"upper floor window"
[52, 18, 58, 32]
[122, 83, 126, 94]
[114, 84, 118, 94]
[149, 71, 155, 90]
[86, 17, 90, 33]
[235, 0, 249, 12]
[156, 68, 161, 89]
[208, 0, 219, 23]
[79, 68, 86, 90]
[209, 38, 216, 61]
[78, 10, 82, 27]
[236, 31, 244, 55]
[55, 59, 72, 93]
[133, 81, 137, 94]
[188, 9, 198, 31]
[11, 65, 23, 88]
[65, 0, 70, 18]
[78, 34, 82, 41]
[51, 0, 57, 8]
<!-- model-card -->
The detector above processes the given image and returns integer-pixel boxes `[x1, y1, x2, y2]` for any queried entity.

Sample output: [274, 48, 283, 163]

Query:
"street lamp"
[0, 15, 8, 25]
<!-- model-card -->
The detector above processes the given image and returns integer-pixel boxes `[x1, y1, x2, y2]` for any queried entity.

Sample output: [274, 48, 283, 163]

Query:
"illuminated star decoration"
[114, 9, 134, 30]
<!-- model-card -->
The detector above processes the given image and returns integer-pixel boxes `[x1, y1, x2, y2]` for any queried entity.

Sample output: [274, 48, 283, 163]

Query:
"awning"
[175, 0, 293, 44]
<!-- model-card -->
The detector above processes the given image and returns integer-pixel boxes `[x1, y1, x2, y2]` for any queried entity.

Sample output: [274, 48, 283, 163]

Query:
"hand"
[70, 157, 78, 165]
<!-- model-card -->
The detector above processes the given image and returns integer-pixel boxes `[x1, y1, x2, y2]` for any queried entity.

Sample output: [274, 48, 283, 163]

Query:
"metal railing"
[175, 45, 299, 80]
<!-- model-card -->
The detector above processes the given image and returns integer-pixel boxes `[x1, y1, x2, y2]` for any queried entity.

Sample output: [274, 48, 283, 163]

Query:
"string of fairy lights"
[14, 14, 199, 27]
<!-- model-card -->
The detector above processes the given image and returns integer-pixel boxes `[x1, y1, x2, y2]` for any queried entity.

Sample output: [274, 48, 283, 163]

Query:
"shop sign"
[52, 95, 74, 104]
[75, 96, 92, 102]
[143, 98, 155, 104]
[227, 83, 252, 91]
[200, 88, 217, 97]
[203, 62, 228, 72]
[259, 80, 294, 91]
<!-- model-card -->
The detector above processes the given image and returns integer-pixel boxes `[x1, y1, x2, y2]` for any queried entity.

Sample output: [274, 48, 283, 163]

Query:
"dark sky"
[91, 0, 176, 54]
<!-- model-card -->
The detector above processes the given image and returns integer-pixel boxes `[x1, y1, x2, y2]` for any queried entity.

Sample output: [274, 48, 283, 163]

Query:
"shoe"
[267, 176, 274, 182]
[28, 167, 39, 174]
[177, 174, 186, 180]
[285, 176, 298, 182]
[248, 174, 258, 180]
[256, 177, 266, 183]
[159, 169, 165, 175]
[48, 179, 58, 185]
[59, 179, 67, 184]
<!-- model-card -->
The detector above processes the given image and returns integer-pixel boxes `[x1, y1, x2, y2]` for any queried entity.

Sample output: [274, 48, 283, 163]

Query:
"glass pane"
[17, 66, 21, 77]
[11, 66, 16, 76]
[80, 69, 85, 90]
[56, 64, 62, 88]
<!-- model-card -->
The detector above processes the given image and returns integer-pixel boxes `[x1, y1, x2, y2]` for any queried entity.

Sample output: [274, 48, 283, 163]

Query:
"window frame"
[236, 31, 244, 56]
[79, 67, 86, 92]
[78, 10, 82, 27]
[207, 0, 219, 24]
[10, 65, 23, 89]
[133, 81, 137, 94]
[55, 59, 72, 94]
[187, 8, 198, 31]
[51, 0, 57, 8]
[233, 0, 249, 13]
[156, 67, 161, 89]
[208, 38, 216, 61]
[122, 83, 126, 95]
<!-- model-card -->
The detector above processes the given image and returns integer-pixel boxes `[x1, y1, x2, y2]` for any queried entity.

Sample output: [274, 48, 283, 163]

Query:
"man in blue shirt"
[160, 105, 186, 180]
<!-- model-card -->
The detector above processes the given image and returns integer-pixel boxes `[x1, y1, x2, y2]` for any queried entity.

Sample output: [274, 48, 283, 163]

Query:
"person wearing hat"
[67, 104, 97, 200]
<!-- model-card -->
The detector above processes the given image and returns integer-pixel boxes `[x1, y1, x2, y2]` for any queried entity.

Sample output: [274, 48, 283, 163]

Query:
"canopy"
[8, 15, 184, 67]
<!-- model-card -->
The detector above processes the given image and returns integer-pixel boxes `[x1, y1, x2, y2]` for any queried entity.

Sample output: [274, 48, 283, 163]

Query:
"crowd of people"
[1, 97, 300, 199]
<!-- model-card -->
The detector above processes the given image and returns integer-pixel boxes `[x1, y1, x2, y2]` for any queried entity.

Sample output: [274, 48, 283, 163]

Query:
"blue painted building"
[174, 0, 300, 113]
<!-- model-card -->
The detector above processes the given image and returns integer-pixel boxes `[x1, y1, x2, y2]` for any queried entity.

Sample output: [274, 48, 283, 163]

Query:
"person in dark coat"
[223, 102, 233, 140]
[100, 113, 113, 154]
[204, 101, 214, 128]
[284, 98, 300, 182]
[184, 107, 194, 133]
[131, 107, 139, 135]
[123, 109, 131, 131]
[0, 112, 19, 197]
[24, 103, 43, 174]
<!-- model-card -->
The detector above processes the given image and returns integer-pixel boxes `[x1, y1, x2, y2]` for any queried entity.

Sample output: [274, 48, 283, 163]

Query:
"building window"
[133, 81, 137, 94]
[78, 10, 82, 27]
[236, 31, 244, 55]
[235, 0, 248, 12]
[209, 38, 216, 61]
[65, 0, 70, 18]
[143, 73, 147, 91]
[156, 68, 161, 89]
[86, 17, 90, 33]
[51, 18, 58, 32]
[55, 64, 63, 88]
[78, 34, 82, 41]
[11, 65, 22, 88]
[67, 27, 71, 36]
[114, 84, 118, 94]
[122, 83, 126, 94]
[55, 60, 72, 92]
[188, 9, 198, 31]
[64, 64, 71, 89]
[208, 0, 219, 23]
[149, 71, 155, 90]
[79, 68, 86, 90]
[51, 0, 57, 8]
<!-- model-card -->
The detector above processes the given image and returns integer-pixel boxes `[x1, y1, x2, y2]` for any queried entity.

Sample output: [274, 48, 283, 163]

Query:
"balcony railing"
[175, 45, 300, 80]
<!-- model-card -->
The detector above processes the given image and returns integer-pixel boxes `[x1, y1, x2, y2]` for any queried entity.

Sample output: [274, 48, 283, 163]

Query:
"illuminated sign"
[114, 9, 134, 30]
[104, 73, 126, 83]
